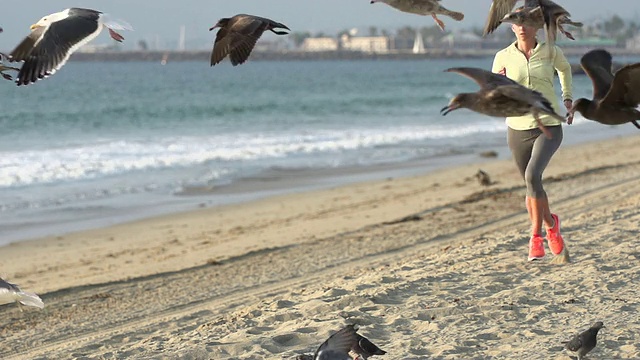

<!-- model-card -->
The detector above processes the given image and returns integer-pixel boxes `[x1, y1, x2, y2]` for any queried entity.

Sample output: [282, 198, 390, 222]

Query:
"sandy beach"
[1, 133, 640, 359]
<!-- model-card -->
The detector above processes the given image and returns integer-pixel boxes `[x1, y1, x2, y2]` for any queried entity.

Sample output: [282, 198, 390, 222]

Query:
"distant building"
[254, 39, 290, 52]
[301, 37, 339, 52]
[340, 35, 390, 53]
[626, 35, 640, 50]
[440, 32, 484, 49]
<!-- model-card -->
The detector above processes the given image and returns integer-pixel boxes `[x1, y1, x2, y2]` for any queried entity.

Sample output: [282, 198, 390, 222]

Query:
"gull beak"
[209, 25, 219, 31]
[30, 24, 39, 30]
[440, 104, 457, 116]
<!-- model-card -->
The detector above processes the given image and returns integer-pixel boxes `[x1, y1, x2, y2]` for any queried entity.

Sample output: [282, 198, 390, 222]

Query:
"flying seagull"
[441, 67, 566, 139]
[569, 49, 640, 129]
[500, 6, 582, 41]
[562, 321, 605, 360]
[483, 0, 579, 47]
[370, 0, 464, 31]
[209, 14, 290, 67]
[0, 277, 44, 310]
[8, 8, 132, 86]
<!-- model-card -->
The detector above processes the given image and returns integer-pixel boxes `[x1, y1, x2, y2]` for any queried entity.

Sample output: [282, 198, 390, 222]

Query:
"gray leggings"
[507, 126, 563, 198]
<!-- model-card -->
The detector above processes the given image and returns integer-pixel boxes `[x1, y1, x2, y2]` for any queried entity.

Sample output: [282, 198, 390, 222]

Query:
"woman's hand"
[564, 99, 574, 125]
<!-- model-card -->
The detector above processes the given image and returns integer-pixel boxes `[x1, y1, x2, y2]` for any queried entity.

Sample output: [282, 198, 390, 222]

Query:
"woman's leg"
[508, 127, 537, 229]
[524, 126, 563, 234]
[509, 126, 563, 260]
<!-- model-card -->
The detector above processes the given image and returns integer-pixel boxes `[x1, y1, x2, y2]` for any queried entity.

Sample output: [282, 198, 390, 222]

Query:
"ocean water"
[0, 58, 634, 244]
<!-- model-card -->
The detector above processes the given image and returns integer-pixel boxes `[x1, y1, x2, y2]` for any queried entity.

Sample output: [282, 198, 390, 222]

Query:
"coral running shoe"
[528, 235, 545, 261]
[546, 213, 564, 255]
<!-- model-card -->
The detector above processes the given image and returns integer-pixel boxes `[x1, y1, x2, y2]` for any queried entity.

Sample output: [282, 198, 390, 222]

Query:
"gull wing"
[580, 49, 614, 101]
[484, 0, 518, 35]
[446, 67, 518, 90]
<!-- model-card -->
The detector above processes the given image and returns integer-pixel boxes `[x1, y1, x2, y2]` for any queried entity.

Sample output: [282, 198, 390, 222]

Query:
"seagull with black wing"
[0, 277, 44, 311]
[7, 8, 132, 86]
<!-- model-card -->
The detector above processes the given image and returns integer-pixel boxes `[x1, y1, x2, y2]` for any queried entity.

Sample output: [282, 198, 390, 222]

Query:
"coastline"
[1, 132, 640, 358]
[0, 120, 633, 246]
[51, 48, 640, 64]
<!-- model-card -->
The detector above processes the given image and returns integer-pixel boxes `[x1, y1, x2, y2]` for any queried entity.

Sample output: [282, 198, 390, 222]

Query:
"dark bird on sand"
[296, 325, 385, 360]
[7, 8, 132, 86]
[562, 321, 605, 360]
[569, 49, 640, 129]
[483, 0, 580, 47]
[352, 330, 386, 359]
[0, 277, 44, 310]
[440, 67, 566, 139]
[209, 14, 290, 67]
[370, 0, 464, 31]
[475, 169, 493, 186]
[500, 5, 582, 41]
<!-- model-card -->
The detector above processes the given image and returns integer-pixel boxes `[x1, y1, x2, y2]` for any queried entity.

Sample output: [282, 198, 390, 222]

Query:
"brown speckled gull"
[209, 14, 290, 67]
[370, 0, 464, 31]
[569, 49, 640, 129]
[441, 67, 566, 139]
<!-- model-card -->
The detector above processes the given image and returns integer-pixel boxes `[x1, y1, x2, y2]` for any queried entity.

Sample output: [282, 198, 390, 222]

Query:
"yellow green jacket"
[491, 41, 573, 130]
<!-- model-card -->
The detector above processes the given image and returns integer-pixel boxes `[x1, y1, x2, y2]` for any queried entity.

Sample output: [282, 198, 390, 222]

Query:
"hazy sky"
[1, 0, 639, 50]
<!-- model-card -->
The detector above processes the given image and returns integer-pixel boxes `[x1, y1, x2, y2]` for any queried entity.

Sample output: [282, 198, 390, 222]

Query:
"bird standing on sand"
[500, 5, 582, 41]
[209, 14, 290, 67]
[483, 0, 579, 47]
[440, 67, 566, 139]
[569, 49, 640, 129]
[0, 277, 45, 310]
[475, 169, 493, 186]
[370, 0, 464, 31]
[7, 8, 132, 86]
[562, 321, 605, 360]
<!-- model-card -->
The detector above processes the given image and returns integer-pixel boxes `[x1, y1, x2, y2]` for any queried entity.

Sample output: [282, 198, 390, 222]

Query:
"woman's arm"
[554, 46, 574, 122]
[554, 46, 573, 102]
[492, 53, 506, 75]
